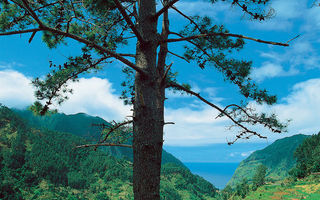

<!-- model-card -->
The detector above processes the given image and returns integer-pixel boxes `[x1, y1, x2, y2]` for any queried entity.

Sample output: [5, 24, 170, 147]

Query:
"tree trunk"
[133, 0, 165, 199]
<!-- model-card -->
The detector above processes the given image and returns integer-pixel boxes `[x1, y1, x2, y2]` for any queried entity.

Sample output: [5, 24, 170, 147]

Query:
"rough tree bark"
[133, 0, 165, 199]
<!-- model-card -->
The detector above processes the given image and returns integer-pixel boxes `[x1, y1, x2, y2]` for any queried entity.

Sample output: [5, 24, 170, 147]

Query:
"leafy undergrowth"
[244, 176, 320, 200]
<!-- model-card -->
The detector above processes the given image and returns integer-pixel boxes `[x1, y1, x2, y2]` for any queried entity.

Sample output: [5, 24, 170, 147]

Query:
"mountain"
[13, 109, 184, 167]
[227, 134, 310, 187]
[0, 105, 217, 199]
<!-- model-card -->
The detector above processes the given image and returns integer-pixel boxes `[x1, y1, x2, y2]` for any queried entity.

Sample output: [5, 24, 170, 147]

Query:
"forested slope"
[0, 105, 217, 200]
[14, 109, 184, 167]
[227, 134, 309, 187]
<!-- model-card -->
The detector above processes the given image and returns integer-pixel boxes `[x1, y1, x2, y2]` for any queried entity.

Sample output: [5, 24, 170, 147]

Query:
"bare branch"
[99, 120, 133, 144]
[28, 30, 37, 43]
[0, 28, 41, 36]
[161, 62, 173, 85]
[164, 32, 289, 47]
[168, 50, 190, 63]
[171, 6, 202, 33]
[75, 143, 132, 149]
[286, 34, 300, 44]
[157, 0, 170, 73]
[153, 0, 179, 19]
[113, 0, 144, 43]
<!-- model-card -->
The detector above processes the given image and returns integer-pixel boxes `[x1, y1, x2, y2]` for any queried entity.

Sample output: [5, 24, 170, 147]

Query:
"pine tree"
[0, 0, 290, 199]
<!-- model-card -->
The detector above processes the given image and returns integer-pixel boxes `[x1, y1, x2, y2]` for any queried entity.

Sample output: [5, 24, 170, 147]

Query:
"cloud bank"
[1, 69, 319, 146]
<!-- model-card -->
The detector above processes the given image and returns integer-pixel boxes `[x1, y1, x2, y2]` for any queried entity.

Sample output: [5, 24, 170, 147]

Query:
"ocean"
[184, 162, 239, 189]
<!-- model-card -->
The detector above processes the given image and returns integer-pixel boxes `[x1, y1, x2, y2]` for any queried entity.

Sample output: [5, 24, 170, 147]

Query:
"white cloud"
[251, 62, 286, 82]
[0, 70, 35, 108]
[1, 70, 320, 146]
[0, 70, 131, 121]
[250, 78, 320, 141]
[58, 77, 131, 121]
[275, 79, 320, 133]
[165, 78, 320, 146]
[164, 105, 235, 146]
[251, 62, 298, 82]
[254, 39, 320, 83]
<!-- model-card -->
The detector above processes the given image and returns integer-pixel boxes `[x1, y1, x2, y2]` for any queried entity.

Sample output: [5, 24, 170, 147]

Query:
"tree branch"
[0, 28, 41, 36]
[42, 26, 146, 75]
[20, 0, 44, 27]
[170, 6, 202, 33]
[99, 120, 133, 144]
[164, 32, 289, 47]
[113, 0, 144, 43]
[168, 50, 190, 63]
[161, 62, 173, 85]
[167, 82, 270, 144]
[153, 0, 179, 19]
[157, 0, 170, 75]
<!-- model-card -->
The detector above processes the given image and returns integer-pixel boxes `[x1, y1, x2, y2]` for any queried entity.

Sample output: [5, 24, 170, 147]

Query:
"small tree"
[0, 0, 291, 199]
[236, 178, 249, 198]
[252, 164, 267, 191]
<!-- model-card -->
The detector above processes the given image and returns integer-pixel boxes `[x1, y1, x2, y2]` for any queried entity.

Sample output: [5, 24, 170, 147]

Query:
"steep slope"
[227, 134, 309, 187]
[1, 105, 217, 199]
[14, 109, 184, 167]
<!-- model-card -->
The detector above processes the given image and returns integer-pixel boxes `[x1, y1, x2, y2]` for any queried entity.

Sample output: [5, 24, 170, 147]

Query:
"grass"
[244, 176, 320, 200]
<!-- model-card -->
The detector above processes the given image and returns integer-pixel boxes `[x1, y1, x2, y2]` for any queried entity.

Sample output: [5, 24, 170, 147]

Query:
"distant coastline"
[184, 162, 239, 189]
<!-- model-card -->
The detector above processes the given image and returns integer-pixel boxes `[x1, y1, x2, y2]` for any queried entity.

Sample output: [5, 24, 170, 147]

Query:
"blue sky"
[1, 0, 320, 162]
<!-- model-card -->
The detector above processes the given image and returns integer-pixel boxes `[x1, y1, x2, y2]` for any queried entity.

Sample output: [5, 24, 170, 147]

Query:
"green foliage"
[220, 185, 233, 200]
[252, 164, 267, 191]
[235, 178, 250, 198]
[14, 108, 186, 167]
[228, 134, 309, 187]
[290, 132, 320, 179]
[180, 15, 276, 105]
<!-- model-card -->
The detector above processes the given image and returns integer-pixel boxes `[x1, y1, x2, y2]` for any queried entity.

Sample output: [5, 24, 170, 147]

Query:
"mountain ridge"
[227, 134, 310, 187]
[13, 108, 185, 167]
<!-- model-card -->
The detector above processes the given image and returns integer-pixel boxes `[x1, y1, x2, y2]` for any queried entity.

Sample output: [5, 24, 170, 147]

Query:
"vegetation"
[0, 0, 289, 198]
[228, 134, 309, 187]
[13, 109, 185, 167]
[0, 105, 217, 200]
[221, 132, 320, 199]
[243, 175, 320, 200]
[252, 165, 267, 191]
[290, 132, 320, 179]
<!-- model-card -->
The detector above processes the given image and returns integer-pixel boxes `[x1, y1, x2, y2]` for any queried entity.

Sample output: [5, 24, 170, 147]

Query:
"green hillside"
[0, 105, 217, 199]
[227, 134, 309, 187]
[13, 109, 184, 167]
[242, 175, 320, 200]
